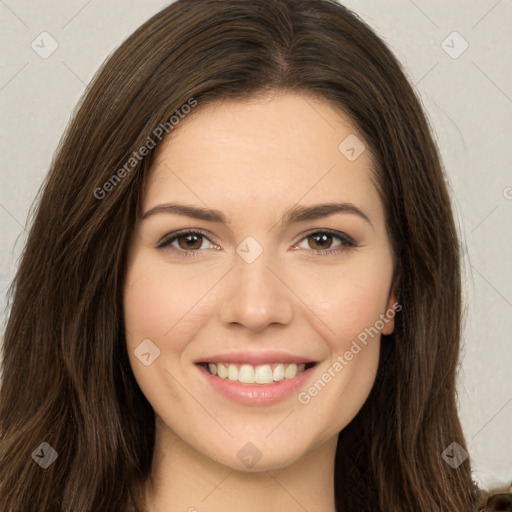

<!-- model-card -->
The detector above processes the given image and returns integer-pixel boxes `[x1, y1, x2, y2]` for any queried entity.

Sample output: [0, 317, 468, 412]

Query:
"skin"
[123, 91, 397, 512]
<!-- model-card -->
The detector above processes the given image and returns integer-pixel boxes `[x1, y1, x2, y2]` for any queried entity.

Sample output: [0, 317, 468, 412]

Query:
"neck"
[138, 420, 339, 512]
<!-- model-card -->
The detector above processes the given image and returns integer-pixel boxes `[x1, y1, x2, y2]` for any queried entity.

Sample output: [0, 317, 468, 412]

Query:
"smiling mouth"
[196, 362, 317, 385]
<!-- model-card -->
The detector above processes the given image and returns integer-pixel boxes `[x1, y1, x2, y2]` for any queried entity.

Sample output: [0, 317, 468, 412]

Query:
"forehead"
[144, 92, 384, 226]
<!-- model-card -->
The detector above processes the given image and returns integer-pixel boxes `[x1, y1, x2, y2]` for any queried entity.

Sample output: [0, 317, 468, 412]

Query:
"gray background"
[1, 0, 511, 491]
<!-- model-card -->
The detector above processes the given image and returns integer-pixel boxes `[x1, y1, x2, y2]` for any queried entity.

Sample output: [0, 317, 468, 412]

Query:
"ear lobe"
[381, 282, 399, 335]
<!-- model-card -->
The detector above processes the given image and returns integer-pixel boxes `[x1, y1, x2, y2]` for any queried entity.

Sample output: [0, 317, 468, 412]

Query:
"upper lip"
[195, 351, 318, 366]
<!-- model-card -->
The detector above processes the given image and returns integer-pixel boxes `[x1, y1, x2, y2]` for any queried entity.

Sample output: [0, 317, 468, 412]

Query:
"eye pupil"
[179, 233, 202, 250]
[309, 233, 332, 250]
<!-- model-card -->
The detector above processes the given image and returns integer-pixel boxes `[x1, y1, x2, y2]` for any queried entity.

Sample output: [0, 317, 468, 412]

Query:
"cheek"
[124, 265, 178, 347]
[291, 255, 393, 351]
[123, 250, 214, 350]
[123, 251, 209, 410]
[122, 250, 225, 410]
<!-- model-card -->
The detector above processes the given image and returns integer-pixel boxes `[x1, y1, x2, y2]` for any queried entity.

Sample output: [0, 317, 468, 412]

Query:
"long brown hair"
[0, 0, 483, 510]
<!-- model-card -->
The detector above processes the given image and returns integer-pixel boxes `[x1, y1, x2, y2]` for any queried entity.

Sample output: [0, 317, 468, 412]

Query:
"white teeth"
[284, 363, 297, 379]
[217, 363, 228, 378]
[255, 364, 273, 384]
[273, 363, 285, 381]
[238, 364, 255, 383]
[204, 362, 310, 384]
[228, 364, 238, 381]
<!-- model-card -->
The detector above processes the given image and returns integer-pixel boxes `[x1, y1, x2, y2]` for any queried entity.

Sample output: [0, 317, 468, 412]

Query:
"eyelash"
[156, 228, 358, 258]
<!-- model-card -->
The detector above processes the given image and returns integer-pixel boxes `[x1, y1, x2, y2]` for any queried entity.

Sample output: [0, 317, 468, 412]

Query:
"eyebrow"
[142, 201, 372, 228]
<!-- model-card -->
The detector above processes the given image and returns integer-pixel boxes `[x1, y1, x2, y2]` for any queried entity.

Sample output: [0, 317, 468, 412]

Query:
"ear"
[381, 281, 399, 335]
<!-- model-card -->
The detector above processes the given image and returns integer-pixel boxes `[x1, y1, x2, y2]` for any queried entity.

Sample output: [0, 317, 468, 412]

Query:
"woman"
[0, 0, 507, 510]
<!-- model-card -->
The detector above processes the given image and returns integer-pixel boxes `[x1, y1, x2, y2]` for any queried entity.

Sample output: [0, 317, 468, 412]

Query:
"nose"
[219, 251, 294, 333]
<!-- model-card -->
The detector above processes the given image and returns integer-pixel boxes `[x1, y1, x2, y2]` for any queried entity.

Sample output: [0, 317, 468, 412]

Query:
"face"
[123, 92, 397, 472]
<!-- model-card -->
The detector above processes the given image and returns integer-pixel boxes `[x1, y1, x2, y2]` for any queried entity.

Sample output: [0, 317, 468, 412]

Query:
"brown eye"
[176, 233, 204, 250]
[157, 230, 219, 255]
[294, 230, 356, 254]
[307, 233, 334, 251]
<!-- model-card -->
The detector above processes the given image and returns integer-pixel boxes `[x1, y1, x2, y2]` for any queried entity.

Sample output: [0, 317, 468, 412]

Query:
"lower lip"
[196, 364, 316, 406]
